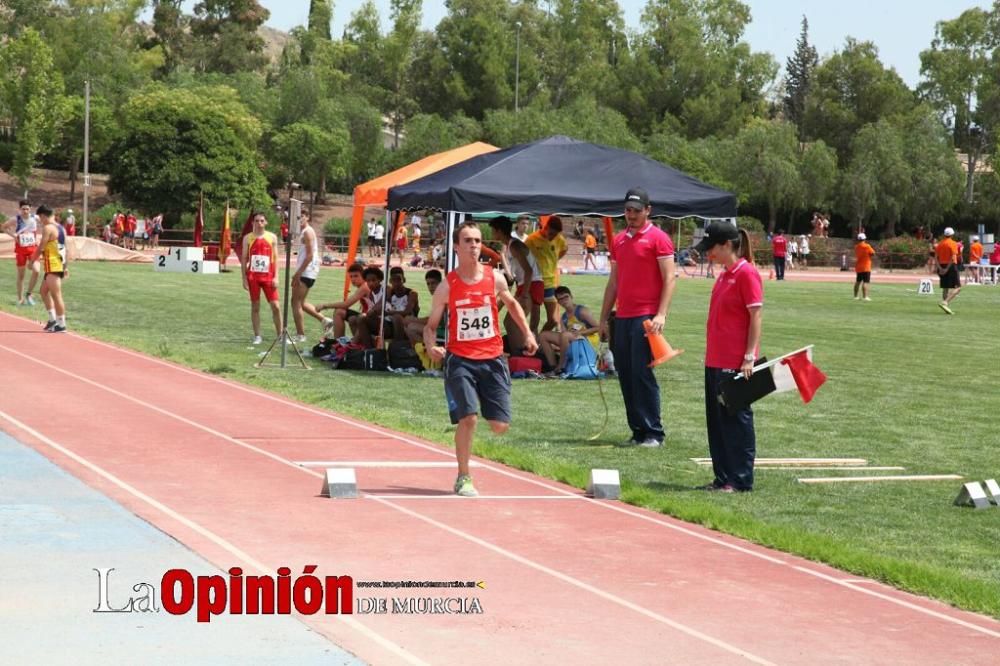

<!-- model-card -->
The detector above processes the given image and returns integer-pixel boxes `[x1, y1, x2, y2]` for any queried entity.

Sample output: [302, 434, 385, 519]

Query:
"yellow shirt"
[525, 231, 566, 288]
[42, 225, 66, 273]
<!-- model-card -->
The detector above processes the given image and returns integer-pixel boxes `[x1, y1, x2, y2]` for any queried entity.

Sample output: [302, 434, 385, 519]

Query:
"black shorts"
[939, 265, 960, 289]
[298, 276, 315, 288]
[46, 271, 65, 279]
[444, 354, 512, 425]
[586, 247, 595, 254]
[855, 271, 871, 283]
[367, 236, 376, 245]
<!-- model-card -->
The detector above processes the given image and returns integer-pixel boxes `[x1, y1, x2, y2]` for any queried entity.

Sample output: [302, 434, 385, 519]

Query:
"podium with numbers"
[154, 247, 219, 274]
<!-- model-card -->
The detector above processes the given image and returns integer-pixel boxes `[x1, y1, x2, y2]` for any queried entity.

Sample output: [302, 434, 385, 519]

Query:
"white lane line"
[368, 494, 775, 665]
[0, 343, 774, 663]
[296, 461, 484, 468]
[0, 409, 428, 666]
[365, 495, 582, 500]
[794, 566, 1000, 639]
[7, 315, 1000, 639]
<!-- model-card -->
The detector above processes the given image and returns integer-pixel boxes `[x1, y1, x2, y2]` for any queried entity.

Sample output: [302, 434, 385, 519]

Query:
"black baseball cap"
[694, 221, 740, 253]
[624, 187, 650, 210]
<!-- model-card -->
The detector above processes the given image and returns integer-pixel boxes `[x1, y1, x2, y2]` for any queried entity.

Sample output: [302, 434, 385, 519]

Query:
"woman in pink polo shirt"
[695, 221, 762, 493]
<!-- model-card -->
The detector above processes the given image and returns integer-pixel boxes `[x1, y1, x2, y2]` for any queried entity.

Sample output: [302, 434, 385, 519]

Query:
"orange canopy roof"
[353, 141, 498, 207]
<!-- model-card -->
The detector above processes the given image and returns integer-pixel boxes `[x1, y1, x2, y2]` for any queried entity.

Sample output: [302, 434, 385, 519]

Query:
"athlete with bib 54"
[424, 223, 538, 497]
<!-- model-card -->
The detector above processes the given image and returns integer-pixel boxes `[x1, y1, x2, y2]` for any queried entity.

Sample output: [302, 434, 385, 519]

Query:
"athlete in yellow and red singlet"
[241, 211, 282, 345]
[423, 222, 537, 497]
[29, 205, 68, 332]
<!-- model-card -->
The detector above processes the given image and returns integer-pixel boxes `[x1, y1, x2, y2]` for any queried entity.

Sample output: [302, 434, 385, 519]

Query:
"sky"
[239, 0, 991, 87]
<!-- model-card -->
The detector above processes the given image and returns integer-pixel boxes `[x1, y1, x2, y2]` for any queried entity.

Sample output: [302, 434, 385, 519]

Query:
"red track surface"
[1, 309, 998, 665]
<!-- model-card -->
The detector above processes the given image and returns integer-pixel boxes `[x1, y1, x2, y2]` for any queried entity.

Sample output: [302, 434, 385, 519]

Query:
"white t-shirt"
[799, 238, 810, 255]
[374, 223, 385, 241]
[367, 222, 377, 238]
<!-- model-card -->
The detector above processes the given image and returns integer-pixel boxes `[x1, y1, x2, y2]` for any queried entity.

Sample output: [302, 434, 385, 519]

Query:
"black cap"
[624, 187, 650, 210]
[694, 221, 740, 253]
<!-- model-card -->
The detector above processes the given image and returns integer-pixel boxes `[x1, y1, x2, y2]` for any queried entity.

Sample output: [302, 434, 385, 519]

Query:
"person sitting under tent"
[316, 262, 370, 339]
[384, 266, 419, 342]
[538, 286, 600, 376]
[404, 269, 444, 346]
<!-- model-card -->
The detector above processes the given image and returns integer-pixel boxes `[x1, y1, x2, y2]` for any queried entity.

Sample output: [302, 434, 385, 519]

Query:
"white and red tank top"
[446, 268, 502, 360]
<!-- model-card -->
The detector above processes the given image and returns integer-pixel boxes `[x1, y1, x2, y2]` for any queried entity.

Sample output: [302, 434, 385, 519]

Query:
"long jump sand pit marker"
[320, 468, 358, 499]
[982, 479, 1000, 506]
[798, 474, 963, 485]
[954, 481, 992, 509]
[587, 469, 621, 500]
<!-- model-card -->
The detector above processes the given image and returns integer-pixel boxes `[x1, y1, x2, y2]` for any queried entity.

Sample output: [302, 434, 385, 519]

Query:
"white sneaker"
[25, 295, 35, 306]
[853, 295, 860, 300]
[294, 334, 307, 343]
[322, 317, 334, 331]
[252, 335, 263, 345]
[863, 297, 871, 301]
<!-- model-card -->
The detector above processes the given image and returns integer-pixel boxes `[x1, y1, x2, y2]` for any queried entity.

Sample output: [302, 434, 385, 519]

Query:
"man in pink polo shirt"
[599, 187, 676, 447]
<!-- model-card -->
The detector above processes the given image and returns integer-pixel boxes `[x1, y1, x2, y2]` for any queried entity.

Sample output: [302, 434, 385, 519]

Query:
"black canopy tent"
[387, 135, 737, 219]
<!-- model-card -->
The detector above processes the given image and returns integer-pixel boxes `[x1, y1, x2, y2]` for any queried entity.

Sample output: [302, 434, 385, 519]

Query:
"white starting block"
[954, 481, 991, 509]
[154, 247, 219, 274]
[320, 468, 358, 499]
[587, 469, 621, 500]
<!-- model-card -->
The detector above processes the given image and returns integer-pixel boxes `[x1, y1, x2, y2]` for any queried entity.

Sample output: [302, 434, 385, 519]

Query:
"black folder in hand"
[717, 357, 774, 415]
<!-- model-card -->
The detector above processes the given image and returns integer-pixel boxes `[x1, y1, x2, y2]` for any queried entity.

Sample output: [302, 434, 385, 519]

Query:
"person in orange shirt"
[853, 233, 876, 301]
[967, 235, 984, 284]
[934, 227, 961, 314]
[583, 229, 598, 270]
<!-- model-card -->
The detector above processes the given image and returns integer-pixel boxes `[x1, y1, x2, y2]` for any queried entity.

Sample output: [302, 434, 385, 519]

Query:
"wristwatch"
[743, 353, 755, 362]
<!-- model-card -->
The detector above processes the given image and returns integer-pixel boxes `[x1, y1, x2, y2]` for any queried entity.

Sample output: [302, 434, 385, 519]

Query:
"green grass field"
[3, 259, 1000, 618]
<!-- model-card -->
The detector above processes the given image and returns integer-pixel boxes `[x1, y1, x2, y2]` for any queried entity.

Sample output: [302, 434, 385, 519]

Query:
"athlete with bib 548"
[423, 223, 538, 497]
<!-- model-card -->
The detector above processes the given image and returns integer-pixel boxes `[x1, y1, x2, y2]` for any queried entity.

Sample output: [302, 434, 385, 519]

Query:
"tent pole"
[445, 211, 456, 273]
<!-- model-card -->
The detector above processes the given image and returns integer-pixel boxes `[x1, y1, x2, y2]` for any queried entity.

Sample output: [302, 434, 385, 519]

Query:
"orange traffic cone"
[643, 320, 684, 367]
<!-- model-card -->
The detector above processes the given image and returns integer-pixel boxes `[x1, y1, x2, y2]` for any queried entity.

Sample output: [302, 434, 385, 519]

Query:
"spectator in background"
[539, 286, 600, 376]
[64, 209, 76, 236]
[798, 235, 810, 269]
[771, 229, 788, 280]
[935, 227, 961, 315]
[853, 233, 875, 301]
[787, 235, 798, 270]
[583, 228, 599, 271]
[366, 218, 377, 258]
[373, 218, 385, 257]
[967, 235, 984, 284]
[513, 216, 530, 242]
[151, 213, 163, 249]
[990, 241, 1000, 266]
[525, 216, 568, 331]
[125, 211, 137, 250]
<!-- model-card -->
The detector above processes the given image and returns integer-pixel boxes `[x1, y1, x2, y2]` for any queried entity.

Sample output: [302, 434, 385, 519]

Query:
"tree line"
[1, 0, 998, 237]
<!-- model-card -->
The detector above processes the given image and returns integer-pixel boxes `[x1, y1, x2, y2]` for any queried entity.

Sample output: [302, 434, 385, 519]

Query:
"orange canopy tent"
[343, 141, 498, 295]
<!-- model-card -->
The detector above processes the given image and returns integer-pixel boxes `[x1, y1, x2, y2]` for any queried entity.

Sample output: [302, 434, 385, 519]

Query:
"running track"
[1, 309, 997, 665]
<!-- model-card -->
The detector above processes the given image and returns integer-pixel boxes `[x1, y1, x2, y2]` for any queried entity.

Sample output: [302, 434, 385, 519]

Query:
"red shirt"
[126, 215, 137, 232]
[771, 235, 787, 258]
[244, 232, 278, 280]
[446, 268, 503, 360]
[610, 222, 674, 318]
[705, 259, 763, 369]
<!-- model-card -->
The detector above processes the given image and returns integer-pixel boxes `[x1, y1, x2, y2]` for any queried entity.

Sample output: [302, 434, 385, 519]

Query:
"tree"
[919, 7, 997, 204]
[724, 120, 801, 232]
[0, 28, 66, 194]
[189, 0, 270, 74]
[838, 120, 909, 236]
[791, 140, 838, 230]
[484, 97, 639, 150]
[784, 15, 818, 137]
[150, 0, 188, 78]
[108, 87, 269, 221]
[52, 95, 116, 202]
[644, 131, 732, 192]
[270, 119, 350, 203]
[899, 107, 964, 233]
[382, 0, 422, 148]
[389, 113, 482, 169]
[803, 38, 915, 162]
[309, 0, 332, 40]
[619, 0, 777, 137]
